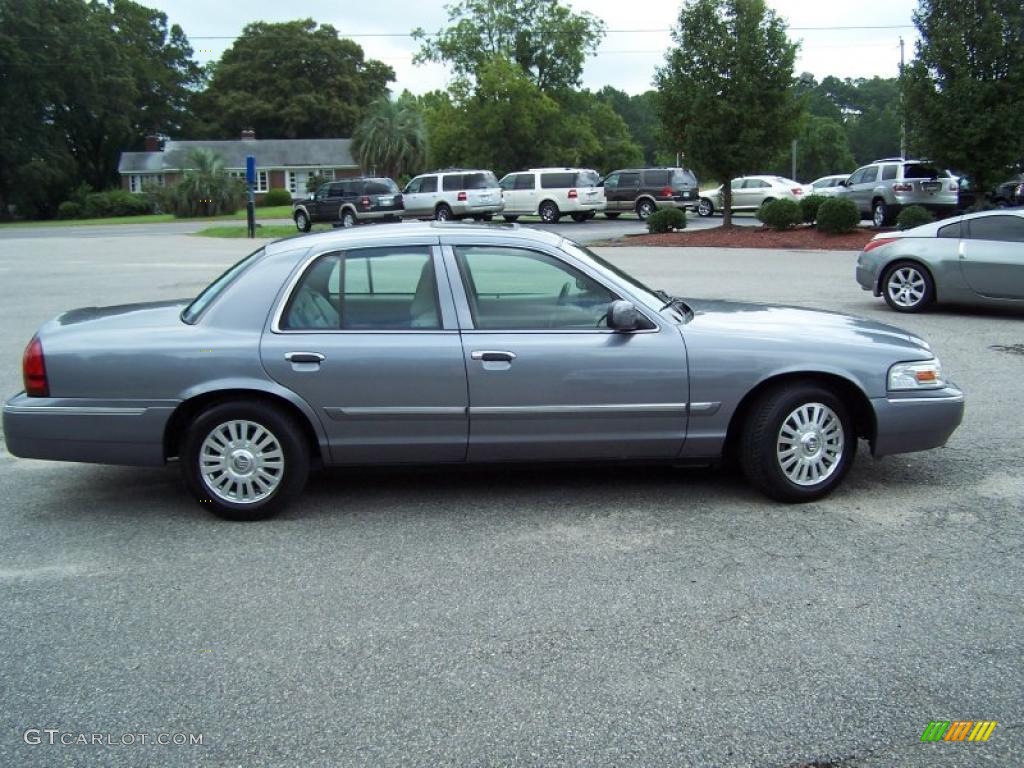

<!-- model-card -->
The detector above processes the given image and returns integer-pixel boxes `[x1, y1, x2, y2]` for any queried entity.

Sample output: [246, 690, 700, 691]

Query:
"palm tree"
[352, 98, 427, 180]
[168, 148, 245, 217]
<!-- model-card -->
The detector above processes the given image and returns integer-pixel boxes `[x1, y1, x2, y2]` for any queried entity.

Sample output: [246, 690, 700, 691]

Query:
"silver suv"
[402, 169, 503, 221]
[838, 158, 958, 227]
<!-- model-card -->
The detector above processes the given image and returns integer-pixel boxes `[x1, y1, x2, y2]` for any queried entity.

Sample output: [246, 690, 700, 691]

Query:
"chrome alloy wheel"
[886, 266, 926, 308]
[776, 403, 845, 487]
[199, 420, 285, 504]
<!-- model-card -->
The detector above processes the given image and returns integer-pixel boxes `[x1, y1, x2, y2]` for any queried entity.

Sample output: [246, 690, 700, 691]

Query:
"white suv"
[499, 168, 606, 223]
[402, 169, 504, 221]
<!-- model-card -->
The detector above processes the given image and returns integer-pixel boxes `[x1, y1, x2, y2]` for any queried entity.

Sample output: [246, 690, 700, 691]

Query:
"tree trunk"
[722, 183, 733, 228]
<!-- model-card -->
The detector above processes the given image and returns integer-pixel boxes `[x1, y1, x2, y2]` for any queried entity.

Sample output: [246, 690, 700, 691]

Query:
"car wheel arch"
[722, 371, 876, 461]
[635, 196, 657, 213]
[163, 387, 326, 466]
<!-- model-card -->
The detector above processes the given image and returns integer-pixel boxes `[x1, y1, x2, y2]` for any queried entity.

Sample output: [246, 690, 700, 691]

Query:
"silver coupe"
[4, 224, 964, 520]
[856, 208, 1024, 312]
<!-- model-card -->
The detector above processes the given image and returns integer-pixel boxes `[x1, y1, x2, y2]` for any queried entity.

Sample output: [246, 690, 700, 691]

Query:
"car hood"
[51, 300, 190, 330]
[682, 299, 931, 354]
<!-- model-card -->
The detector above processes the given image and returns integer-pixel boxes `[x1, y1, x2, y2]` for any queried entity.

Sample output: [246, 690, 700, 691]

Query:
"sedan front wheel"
[181, 401, 310, 521]
[740, 384, 853, 502]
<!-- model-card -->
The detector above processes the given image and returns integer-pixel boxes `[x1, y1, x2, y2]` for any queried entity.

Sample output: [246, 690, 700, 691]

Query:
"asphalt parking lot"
[0, 225, 1021, 767]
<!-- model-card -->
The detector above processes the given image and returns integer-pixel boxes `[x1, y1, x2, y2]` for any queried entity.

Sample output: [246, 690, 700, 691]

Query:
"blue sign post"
[245, 155, 256, 239]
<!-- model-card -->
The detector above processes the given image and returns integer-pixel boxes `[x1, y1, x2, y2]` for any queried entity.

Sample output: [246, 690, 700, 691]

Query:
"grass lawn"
[195, 223, 325, 239]
[0, 205, 296, 229]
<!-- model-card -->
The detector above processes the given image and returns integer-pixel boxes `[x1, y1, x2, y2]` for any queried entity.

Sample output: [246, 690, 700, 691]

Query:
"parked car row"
[293, 166, 701, 230]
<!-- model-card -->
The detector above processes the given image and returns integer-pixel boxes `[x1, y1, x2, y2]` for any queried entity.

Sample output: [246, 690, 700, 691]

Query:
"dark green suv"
[293, 177, 404, 231]
[600, 167, 699, 220]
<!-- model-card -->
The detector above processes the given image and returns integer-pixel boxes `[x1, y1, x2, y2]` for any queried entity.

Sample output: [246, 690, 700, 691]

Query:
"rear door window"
[327, 182, 346, 197]
[881, 165, 898, 181]
[541, 172, 576, 189]
[442, 174, 465, 191]
[643, 170, 670, 187]
[618, 172, 640, 188]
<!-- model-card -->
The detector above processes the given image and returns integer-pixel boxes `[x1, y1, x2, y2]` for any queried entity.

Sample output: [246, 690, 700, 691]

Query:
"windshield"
[560, 240, 667, 313]
[181, 247, 265, 324]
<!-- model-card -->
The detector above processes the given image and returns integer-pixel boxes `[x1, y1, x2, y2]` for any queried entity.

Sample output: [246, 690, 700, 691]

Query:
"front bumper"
[870, 385, 964, 457]
[2, 393, 176, 467]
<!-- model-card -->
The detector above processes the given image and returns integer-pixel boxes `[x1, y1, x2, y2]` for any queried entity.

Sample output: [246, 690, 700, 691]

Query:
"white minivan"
[499, 168, 606, 223]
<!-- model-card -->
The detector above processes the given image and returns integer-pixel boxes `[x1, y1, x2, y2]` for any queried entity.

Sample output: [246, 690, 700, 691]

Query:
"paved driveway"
[0, 231, 1021, 767]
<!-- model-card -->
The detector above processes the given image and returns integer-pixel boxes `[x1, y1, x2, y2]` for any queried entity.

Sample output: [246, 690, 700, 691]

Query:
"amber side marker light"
[915, 369, 938, 383]
[23, 336, 49, 397]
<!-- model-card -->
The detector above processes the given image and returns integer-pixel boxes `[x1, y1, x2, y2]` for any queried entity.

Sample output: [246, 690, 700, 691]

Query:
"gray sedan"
[856, 209, 1024, 312]
[4, 224, 964, 520]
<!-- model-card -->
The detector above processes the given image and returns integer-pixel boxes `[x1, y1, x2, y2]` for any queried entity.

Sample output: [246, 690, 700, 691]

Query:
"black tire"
[739, 384, 854, 503]
[539, 200, 560, 223]
[697, 198, 714, 217]
[340, 209, 357, 228]
[636, 199, 657, 220]
[503, 215, 519, 222]
[435, 203, 452, 221]
[881, 260, 935, 313]
[872, 200, 891, 228]
[181, 401, 310, 521]
[604, 212, 621, 219]
[294, 210, 311, 232]
[570, 212, 589, 222]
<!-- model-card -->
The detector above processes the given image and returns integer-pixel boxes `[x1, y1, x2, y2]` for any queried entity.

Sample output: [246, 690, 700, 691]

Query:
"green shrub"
[800, 194, 828, 224]
[816, 197, 860, 234]
[646, 207, 687, 233]
[81, 190, 154, 218]
[154, 149, 246, 217]
[756, 198, 802, 230]
[262, 187, 293, 207]
[896, 205, 935, 231]
[57, 201, 83, 219]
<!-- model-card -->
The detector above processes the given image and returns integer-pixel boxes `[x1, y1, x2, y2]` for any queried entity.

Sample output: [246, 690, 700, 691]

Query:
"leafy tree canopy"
[412, 0, 604, 92]
[196, 19, 394, 140]
[905, 0, 1024, 197]
[655, 0, 800, 225]
[352, 96, 428, 179]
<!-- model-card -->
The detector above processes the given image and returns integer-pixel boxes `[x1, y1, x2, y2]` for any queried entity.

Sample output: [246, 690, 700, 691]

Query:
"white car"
[499, 168, 606, 223]
[402, 169, 504, 221]
[696, 176, 805, 217]
[804, 174, 850, 197]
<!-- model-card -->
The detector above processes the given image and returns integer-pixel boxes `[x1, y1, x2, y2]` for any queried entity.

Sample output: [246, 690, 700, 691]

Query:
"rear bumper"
[2, 393, 176, 467]
[452, 201, 505, 215]
[870, 385, 964, 457]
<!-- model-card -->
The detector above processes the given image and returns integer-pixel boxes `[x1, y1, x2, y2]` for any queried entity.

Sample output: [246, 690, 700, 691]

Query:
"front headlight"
[888, 359, 944, 391]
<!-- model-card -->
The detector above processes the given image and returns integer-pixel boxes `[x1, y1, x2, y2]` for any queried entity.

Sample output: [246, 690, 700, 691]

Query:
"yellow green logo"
[921, 721, 997, 742]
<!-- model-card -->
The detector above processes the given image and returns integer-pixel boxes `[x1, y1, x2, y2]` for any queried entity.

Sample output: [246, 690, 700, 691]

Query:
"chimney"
[144, 134, 160, 152]
[241, 129, 256, 141]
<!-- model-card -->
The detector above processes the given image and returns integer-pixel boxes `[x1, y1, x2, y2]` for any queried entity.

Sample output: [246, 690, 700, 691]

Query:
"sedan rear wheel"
[697, 198, 714, 217]
[181, 401, 309, 521]
[882, 261, 934, 312]
[740, 384, 853, 502]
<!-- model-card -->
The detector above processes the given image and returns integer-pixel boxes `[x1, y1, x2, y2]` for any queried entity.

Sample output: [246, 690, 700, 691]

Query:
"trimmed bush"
[262, 187, 293, 207]
[81, 190, 154, 218]
[816, 197, 860, 234]
[896, 204, 935, 231]
[646, 207, 687, 233]
[57, 201, 83, 219]
[756, 198, 802, 230]
[800, 194, 828, 224]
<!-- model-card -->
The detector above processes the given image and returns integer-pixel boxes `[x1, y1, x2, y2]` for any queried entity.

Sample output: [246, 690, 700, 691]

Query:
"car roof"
[266, 222, 565, 257]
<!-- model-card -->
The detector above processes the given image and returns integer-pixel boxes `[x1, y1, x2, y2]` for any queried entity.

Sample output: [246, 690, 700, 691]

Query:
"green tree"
[905, 0, 1024, 201]
[412, 0, 604, 92]
[597, 88, 665, 165]
[352, 95, 428, 179]
[197, 19, 394, 140]
[156, 148, 245, 217]
[772, 115, 856, 181]
[655, 0, 800, 226]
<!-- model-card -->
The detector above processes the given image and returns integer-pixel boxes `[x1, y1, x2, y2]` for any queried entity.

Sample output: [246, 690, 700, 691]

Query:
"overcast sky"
[156, 0, 920, 95]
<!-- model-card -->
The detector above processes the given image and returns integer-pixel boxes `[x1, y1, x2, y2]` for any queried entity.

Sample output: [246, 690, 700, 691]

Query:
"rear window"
[463, 172, 498, 189]
[903, 164, 947, 179]
[182, 248, 265, 324]
[576, 170, 600, 187]
[365, 179, 398, 194]
[672, 169, 698, 187]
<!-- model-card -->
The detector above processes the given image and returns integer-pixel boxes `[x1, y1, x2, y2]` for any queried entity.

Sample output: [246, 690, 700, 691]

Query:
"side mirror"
[607, 300, 641, 332]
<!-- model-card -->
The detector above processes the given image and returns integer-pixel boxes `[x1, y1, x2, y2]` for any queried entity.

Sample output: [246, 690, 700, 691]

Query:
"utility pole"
[899, 36, 907, 158]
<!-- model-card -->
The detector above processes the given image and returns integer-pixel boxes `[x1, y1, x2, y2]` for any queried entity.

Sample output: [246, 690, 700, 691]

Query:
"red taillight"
[863, 237, 898, 254]
[568, 189, 578, 199]
[949, 182, 958, 191]
[457, 191, 467, 202]
[660, 186, 673, 197]
[360, 196, 370, 208]
[23, 336, 48, 397]
[792, 187, 803, 196]
[893, 182, 913, 193]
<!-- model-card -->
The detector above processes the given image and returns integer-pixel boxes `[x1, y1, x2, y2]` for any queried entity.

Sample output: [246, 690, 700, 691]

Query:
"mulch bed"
[616, 225, 879, 250]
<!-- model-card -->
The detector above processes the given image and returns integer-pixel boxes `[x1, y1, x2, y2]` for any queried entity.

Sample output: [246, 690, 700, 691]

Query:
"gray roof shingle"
[118, 139, 357, 173]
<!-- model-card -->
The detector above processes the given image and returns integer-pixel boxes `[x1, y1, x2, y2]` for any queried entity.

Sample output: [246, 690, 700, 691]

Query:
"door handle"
[285, 352, 325, 363]
[471, 350, 517, 362]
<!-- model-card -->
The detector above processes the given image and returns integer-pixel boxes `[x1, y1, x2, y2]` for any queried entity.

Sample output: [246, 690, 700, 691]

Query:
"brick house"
[117, 131, 360, 201]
